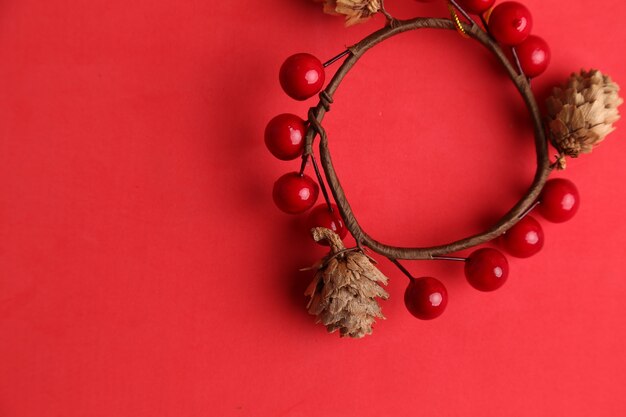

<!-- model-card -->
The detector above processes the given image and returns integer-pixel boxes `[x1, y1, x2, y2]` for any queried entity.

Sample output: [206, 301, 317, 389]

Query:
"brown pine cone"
[304, 228, 389, 338]
[546, 69, 622, 167]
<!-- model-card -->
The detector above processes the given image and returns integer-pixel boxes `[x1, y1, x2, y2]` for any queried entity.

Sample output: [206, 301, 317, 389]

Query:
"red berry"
[489, 2, 533, 46]
[279, 53, 325, 101]
[264, 114, 306, 161]
[465, 248, 509, 292]
[538, 178, 580, 223]
[404, 277, 448, 320]
[516, 35, 550, 77]
[307, 204, 347, 242]
[272, 172, 319, 214]
[457, 0, 495, 14]
[502, 215, 544, 258]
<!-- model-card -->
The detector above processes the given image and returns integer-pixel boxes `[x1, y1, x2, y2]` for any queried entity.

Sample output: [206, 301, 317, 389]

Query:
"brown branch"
[304, 17, 553, 260]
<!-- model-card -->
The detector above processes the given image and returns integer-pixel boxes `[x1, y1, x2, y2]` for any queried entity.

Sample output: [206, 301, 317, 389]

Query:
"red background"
[2, 1, 626, 416]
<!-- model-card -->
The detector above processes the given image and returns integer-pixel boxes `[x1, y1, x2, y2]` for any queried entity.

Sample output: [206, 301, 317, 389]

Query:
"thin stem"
[299, 119, 314, 176]
[379, 0, 395, 23]
[310, 153, 334, 211]
[431, 255, 467, 262]
[517, 199, 540, 219]
[323, 50, 351, 68]
[510, 46, 528, 81]
[388, 258, 415, 281]
[479, 14, 492, 37]
[298, 153, 309, 176]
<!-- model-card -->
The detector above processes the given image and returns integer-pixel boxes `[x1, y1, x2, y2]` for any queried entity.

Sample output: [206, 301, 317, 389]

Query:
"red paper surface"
[2, 1, 626, 416]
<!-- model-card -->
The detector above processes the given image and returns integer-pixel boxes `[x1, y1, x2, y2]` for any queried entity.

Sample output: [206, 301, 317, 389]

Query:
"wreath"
[264, 0, 622, 338]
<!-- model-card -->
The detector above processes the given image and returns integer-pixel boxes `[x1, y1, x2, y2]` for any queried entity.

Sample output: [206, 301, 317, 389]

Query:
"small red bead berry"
[307, 204, 347, 242]
[502, 215, 544, 258]
[488, 2, 533, 46]
[279, 53, 325, 101]
[538, 178, 580, 223]
[465, 248, 509, 292]
[264, 114, 306, 161]
[516, 35, 551, 77]
[404, 277, 448, 320]
[272, 172, 319, 214]
[457, 0, 495, 14]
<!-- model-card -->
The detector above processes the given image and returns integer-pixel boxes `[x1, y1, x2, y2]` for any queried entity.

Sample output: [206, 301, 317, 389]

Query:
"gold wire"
[447, 2, 469, 38]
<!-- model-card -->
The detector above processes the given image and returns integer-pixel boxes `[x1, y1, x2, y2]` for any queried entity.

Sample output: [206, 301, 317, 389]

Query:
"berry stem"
[432, 255, 467, 262]
[388, 258, 415, 282]
[475, 11, 530, 82]
[309, 153, 334, 212]
[510, 46, 530, 82]
[517, 199, 540, 220]
[298, 119, 313, 176]
[298, 154, 309, 176]
[479, 14, 492, 37]
[323, 50, 351, 68]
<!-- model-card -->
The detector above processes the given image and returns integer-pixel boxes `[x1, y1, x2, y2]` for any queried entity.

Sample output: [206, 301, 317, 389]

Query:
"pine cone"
[304, 227, 389, 338]
[546, 69, 622, 167]
[313, 0, 381, 26]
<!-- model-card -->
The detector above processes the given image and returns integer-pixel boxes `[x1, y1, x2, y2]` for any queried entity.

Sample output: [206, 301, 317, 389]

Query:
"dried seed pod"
[546, 69, 623, 168]
[304, 227, 389, 338]
[313, 0, 381, 26]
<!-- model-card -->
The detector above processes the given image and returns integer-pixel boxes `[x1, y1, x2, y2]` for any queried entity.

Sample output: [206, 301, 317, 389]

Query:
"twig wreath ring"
[265, 1, 623, 338]
[310, 17, 550, 259]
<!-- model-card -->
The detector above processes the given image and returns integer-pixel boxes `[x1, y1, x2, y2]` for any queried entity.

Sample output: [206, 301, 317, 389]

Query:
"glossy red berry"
[264, 114, 306, 161]
[457, 0, 495, 14]
[307, 204, 347, 242]
[272, 172, 319, 214]
[538, 178, 580, 223]
[465, 248, 509, 291]
[489, 2, 533, 46]
[516, 35, 551, 77]
[279, 53, 325, 101]
[404, 277, 448, 320]
[502, 215, 544, 258]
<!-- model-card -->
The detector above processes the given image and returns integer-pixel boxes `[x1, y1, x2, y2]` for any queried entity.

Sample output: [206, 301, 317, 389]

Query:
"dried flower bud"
[546, 69, 622, 167]
[304, 228, 389, 338]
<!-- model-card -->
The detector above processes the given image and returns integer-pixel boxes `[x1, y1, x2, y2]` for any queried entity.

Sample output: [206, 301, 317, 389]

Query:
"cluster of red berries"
[265, 52, 347, 238]
[424, 0, 551, 77]
[405, 178, 580, 320]
[266, 0, 566, 322]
